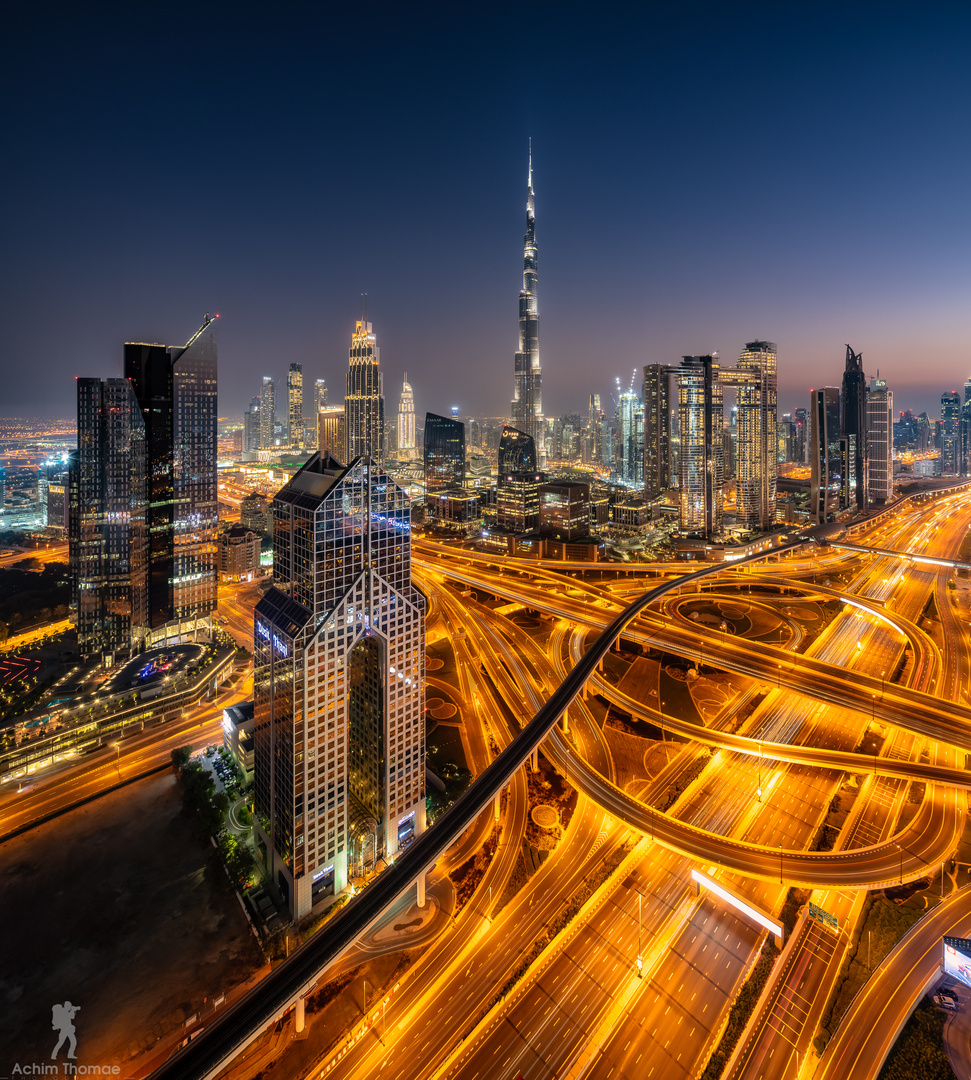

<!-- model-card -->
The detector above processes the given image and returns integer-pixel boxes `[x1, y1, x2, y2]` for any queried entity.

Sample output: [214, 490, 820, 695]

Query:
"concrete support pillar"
[561, 711, 569, 735]
[295, 997, 305, 1033]
[494, 791, 501, 821]
[530, 747, 538, 771]
[417, 871, 426, 908]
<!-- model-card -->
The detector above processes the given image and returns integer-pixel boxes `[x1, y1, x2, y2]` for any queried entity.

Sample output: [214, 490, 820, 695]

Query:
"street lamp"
[896, 842, 903, 885]
[757, 742, 762, 802]
[636, 889, 643, 978]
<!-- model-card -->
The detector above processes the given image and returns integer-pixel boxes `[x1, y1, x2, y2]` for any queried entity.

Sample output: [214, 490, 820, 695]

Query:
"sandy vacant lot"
[0, 770, 263, 1072]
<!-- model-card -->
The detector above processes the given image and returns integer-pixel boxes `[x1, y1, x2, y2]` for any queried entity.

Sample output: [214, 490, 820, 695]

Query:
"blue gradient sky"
[4, 1, 971, 423]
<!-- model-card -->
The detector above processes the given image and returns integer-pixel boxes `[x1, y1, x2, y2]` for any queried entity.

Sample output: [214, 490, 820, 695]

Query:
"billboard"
[943, 937, 971, 989]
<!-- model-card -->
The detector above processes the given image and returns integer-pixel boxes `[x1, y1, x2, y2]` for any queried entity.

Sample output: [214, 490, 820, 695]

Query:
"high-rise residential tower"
[733, 341, 778, 530]
[344, 319, 384, 463]
[643, 365, 672, 499]
[811, 386, 842, 523]
[244, 396, 261, 454]
[314, 379, 328, 414]
[866, 374, 893, 505]
[615, 377, 643, 487]
[253, 453, 425, 918]
[942, 390, 961, 476]
[677, 355, 724, 537]
[260, 377, 276, 450]
[511, 145, 546, 468]
[287, 363, 303, 448]
[397, 374, 416, 460]
[840, 345, 867, 509]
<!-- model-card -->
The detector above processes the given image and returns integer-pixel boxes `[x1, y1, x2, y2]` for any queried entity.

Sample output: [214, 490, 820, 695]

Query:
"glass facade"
[866, 377, 893, 505]
[734, 341, 778, 530]
[424, 412, 466, 493]
[288, 363, 303, 448]
[643, 365, 671, 499]
[498, 425, 536, 473]
[69, 378, 147, 661]
[254, 453, 425, 918]
[678, 355, 724, 536]
[810, 386, 842, 523]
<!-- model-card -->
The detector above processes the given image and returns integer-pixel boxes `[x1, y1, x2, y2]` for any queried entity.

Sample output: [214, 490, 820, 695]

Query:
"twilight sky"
[4, 0, 971, 424]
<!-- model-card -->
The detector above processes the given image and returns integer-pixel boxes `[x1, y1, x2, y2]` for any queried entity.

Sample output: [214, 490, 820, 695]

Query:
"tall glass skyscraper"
[260, 376, 276, 450]
[287, 363, 303, 448]
[71, 314, 218, 659]
[344, 320, 384, 463]
[424, 412, 465, 492]
[678, 355, 724, 536]
[840, 345, 867, 509]
[511, 145, 546, 468]
[70, 378, 147, 662]
[498, 425, 536, 473]
[865, 374, 893, 505]
[253, 453, 425, 918]
[125, 315, 218, 643]
[733, 341, 778, 530]
[942, 390, 961, 476]
[643, 365, 672, 499]
[811, 386, 842, 523]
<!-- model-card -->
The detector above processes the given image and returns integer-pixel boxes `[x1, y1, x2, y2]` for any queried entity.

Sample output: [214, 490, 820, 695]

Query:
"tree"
[170, 745, 192, 771]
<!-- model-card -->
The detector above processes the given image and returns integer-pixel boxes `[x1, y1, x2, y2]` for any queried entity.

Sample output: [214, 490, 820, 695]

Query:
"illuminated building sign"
[256, 621, 289, 659]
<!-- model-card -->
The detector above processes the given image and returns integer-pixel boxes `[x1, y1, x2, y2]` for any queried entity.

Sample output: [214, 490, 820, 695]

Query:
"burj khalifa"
[511, 144, 546, 468]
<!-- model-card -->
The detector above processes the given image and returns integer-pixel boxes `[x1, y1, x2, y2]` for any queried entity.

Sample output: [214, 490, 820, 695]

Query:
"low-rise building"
[219, 524, 261, 582]
[222, 701, 254, 783]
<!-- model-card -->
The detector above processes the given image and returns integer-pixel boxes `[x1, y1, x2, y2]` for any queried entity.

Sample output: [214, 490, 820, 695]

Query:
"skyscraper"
[344, 319, 384, 463]
[423, 413, 466, 492]
[678, 355, 724, 537]
[72, 315, 218, 659]
[498, 425, 536, 473]
[70, 378, 147, 661]
[733, 341, 778, 530]
[942, 390, 961, 476]
[615, 378, 643, 487]
[260, 377, 276, 450]
[866, 374, 893, 505]
[317, 406, 345, 461]
[510, 145, 546, 469]
[840, 345, 867, 509]
[253, 453, 425, 917]
[397, 374, 416, 460]
[287, 363, 303, 448]
[314, 378, 328, 414]
[643, 365, 672, 499]
[243, 396, 261, 454]
[811, 386, 842, 523]
[125, 315, 219, 642]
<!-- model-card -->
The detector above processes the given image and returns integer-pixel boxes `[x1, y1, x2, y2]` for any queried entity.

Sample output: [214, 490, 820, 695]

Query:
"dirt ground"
[0, 770, 263, 1072]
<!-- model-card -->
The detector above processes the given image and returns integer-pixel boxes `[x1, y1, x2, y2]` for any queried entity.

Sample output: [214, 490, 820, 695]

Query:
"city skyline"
[5, 5, 971, 422]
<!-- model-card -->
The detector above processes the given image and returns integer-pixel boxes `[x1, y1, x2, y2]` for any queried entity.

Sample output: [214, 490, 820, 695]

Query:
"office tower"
[397, 375, 417, 460]
[344, 319, 384, 463]
[584, 394, 602, 465]
[733, 341, 778, 530]
[539, 482, 590, 540]
[866, 374, 893, 505]
[317, 406, 345, 462]
[810, 387, 842, 523]
[942, 390, 961, 476]
[840, 345, 867, 509]
[424, 413, 466, 493]
[616, 378, 642, 486]
[498, 425, 536, 473]
[510, 145, 546, 468]
[315, 378, 328, 414]
[253, 453, 425, 917]
[497, 470, 543, 533]
[287, 363, 304, 448]
[793, 407, 808, 463]
[70, 378, 147, 661]
[125, 315, 218, 643]
[677, 355, 724, 537]
[260, 377, 276, 450]
[38, 459, 70, 531]
[643, 365, 672, 498]
[244, 396, 261, 454]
